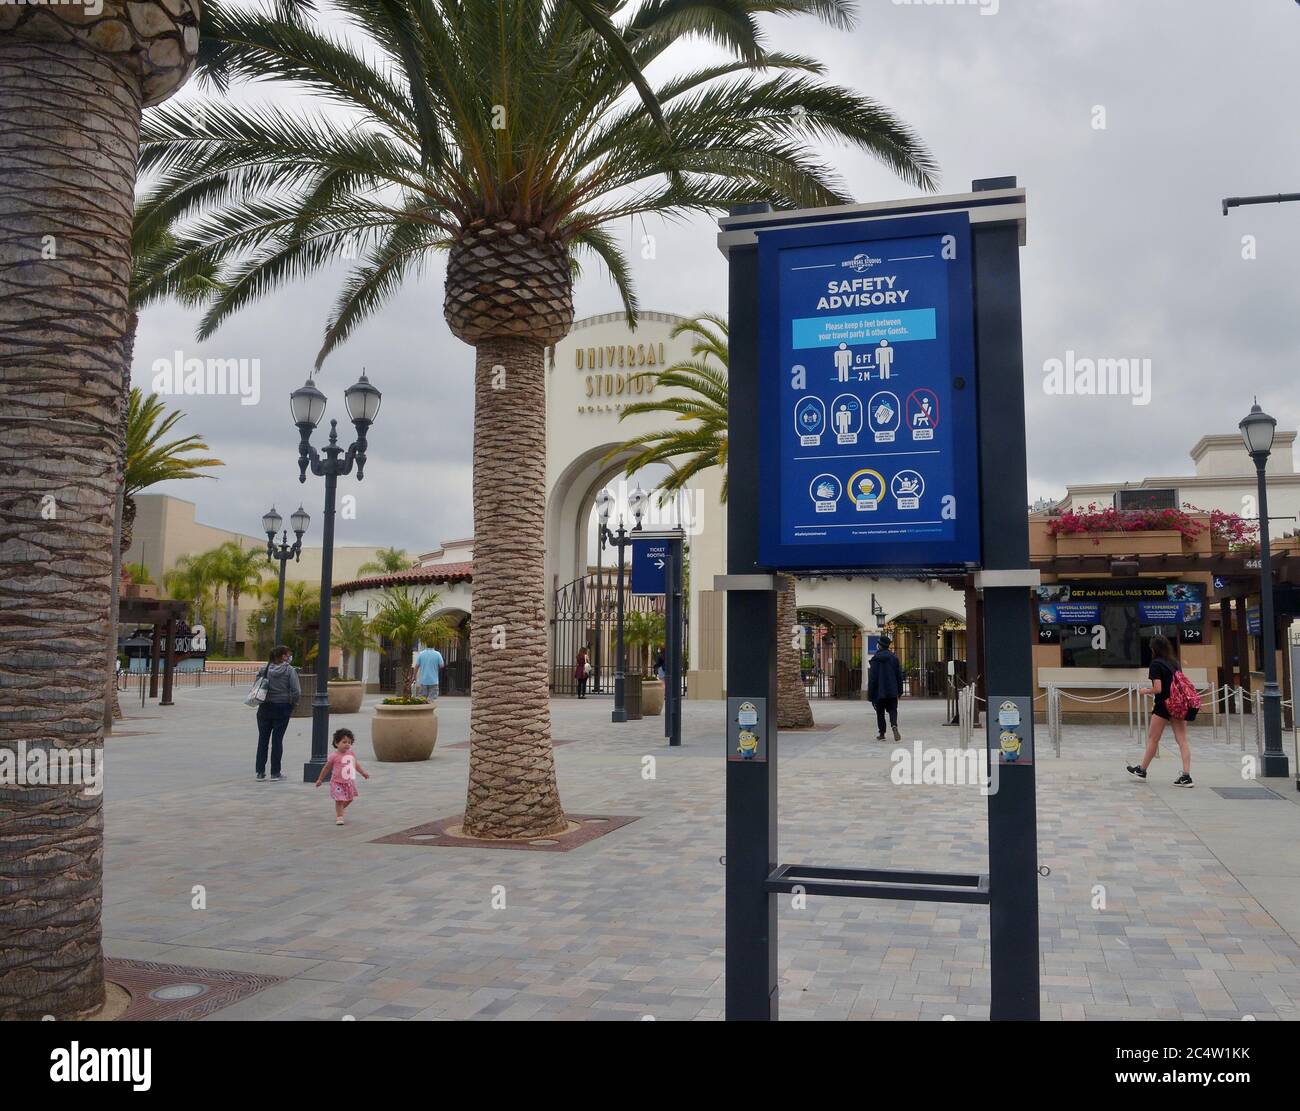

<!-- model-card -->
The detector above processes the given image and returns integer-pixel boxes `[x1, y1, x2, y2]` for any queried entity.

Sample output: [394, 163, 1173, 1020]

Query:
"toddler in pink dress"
[314, 728, 370, 825]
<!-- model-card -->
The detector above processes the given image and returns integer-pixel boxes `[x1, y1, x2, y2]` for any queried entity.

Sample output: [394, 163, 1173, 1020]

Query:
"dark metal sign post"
[635, 528, 686, 747]
[719, 180, 1039, 1021]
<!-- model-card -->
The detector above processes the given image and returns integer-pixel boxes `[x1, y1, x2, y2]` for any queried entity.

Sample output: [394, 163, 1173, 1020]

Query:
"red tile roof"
[332, 561, 473, 595]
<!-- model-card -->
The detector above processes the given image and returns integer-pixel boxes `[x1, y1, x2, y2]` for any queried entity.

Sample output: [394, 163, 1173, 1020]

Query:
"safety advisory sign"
[757, 214, 980, 570]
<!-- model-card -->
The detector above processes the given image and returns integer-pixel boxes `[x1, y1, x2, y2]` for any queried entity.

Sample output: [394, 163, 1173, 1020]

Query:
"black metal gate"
[551, 571, 686, 696]
[797, 612, 862, 699]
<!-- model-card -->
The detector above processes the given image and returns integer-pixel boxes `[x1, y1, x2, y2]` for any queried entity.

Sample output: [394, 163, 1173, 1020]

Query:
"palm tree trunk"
[0, 39, 143, 1019]
[105, 311, 137, 734]
[776, 573, 815, 729]
[463, 338, 566, 839]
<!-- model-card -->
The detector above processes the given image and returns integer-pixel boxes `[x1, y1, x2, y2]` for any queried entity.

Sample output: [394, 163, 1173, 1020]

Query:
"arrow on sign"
[655, 559, 665, 569]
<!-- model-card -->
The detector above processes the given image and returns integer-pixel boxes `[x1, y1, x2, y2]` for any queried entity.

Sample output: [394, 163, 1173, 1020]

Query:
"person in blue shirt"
[866, 635, 904, 742]
[412, 644, 444, 700]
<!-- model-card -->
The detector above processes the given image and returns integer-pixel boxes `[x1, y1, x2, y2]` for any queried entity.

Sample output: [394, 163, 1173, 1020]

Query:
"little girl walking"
[315, 728, 370, 824]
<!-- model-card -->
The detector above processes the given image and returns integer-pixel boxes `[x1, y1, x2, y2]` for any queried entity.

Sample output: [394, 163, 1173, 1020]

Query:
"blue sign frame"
[757, 213, 981, 571]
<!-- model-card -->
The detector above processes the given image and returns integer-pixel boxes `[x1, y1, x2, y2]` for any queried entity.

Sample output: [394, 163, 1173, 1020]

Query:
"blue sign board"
[631, 538, 669, 595]
[758, 214, 980, 570]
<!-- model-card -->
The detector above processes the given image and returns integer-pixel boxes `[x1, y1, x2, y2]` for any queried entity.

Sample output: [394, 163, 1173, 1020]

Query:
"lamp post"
[262, 504, 310, 644]
[1239, 401, 1289, 779]
[291, 371, 382, 782]
[598, 485, 646, 722]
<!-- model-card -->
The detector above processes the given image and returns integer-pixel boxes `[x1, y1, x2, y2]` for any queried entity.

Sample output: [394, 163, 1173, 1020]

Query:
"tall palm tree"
[123, 389, 224, 554]
[137, 0, 936, 837]
[356, 547, 416, 576]
[164, 550, 224, 639]
[615, 314, 814, 727]
[0, 2, 201, 1020]
[213, 542, 270, 655]
[368, 587, 452, 697]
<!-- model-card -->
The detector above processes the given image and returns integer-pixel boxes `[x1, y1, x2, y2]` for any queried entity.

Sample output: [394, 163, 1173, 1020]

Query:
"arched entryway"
[796, 607, 863, 699]
[886, 607, 967, 698]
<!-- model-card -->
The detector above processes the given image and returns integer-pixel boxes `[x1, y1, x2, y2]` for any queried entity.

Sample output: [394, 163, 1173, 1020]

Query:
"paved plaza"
[101, 688, 1300, 1020]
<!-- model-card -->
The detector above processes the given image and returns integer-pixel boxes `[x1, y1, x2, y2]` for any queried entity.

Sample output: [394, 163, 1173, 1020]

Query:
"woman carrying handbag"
[251, 645, 301, 780]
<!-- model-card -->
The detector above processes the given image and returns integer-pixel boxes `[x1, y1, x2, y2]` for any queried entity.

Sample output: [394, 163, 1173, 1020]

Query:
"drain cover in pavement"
[1211, 787, 1281, 800]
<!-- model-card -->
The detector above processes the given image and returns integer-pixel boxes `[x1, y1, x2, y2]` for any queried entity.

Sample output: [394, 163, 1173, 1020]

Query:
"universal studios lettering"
[575, 341, 665, 370]
[584, 370, 657, 401]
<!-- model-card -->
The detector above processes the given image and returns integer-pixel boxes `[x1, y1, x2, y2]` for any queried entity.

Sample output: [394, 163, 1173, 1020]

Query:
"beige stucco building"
[124, 493, 386, 654]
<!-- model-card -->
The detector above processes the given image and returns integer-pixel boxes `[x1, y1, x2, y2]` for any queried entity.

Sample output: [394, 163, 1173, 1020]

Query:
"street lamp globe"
[596, 488, 614, 527]
[630, 483, 648, 526]
[344, 371, 382, 427]
[290, 377, 328, 430]
[262, 505, 283, 537]
[290, 505, 311, 536]
[1240, 401, 1277, 461]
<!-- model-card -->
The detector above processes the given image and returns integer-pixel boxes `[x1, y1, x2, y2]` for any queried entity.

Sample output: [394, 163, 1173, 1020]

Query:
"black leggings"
[874, 697, 899, 734]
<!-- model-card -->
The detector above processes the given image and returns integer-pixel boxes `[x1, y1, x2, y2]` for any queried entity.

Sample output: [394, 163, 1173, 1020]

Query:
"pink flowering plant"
[1046, 502, 1257, 548]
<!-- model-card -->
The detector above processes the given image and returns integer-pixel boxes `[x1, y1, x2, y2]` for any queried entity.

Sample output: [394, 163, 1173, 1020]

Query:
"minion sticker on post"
[992, 697, 1033, 765]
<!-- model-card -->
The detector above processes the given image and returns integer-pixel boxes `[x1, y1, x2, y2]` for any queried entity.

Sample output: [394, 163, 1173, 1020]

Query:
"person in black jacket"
[867, 636, 904, 741]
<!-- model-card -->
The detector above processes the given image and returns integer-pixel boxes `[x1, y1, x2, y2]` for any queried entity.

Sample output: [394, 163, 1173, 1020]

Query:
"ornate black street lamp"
[262, 503, 310, 644]
[1239, 401, 1289, 778]
[598, 485, 646, 723]
[291, 371, 381, 782]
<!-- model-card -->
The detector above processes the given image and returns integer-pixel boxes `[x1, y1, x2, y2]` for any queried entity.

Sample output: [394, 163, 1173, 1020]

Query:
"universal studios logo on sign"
[844, 253, 883, 273]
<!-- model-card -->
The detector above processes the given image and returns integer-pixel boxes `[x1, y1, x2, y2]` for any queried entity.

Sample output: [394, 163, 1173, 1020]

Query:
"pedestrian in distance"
[254, 645, 300, 781]
[315, 728, 370, 825]
[575, 645, 590, 698]
[867, 635, 904, 742]
[1128, 634, 1199, 787]
[412, 642, 444, 700]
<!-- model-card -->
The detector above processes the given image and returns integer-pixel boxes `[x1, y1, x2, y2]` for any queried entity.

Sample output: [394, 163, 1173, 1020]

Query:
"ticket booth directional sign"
[719, 180, 1039, 1022]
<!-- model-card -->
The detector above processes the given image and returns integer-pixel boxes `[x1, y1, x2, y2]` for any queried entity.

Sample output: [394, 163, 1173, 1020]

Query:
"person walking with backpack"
[867, 635, 904, 742]
[1128, 634, 1199, 787]
[253, 645, 301, 781]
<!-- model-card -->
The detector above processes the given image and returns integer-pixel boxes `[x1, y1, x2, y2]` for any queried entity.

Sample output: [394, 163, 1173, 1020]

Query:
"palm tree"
[368, 587, 452, 698]
[333, 611, 378, 681]
[137, 0, 936, 837]
[213, 542, 270, 655]
[0, 2, 203, 1018]
[356, 547, 415, 576]
[123, 389, 224, 554]
[163, 550, 224, 639]
[615, 314, 814, 728]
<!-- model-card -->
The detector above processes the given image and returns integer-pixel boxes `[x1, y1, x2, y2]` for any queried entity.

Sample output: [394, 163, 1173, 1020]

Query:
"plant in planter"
[366, 588, 451, 761]
[329, 611, 375, 713]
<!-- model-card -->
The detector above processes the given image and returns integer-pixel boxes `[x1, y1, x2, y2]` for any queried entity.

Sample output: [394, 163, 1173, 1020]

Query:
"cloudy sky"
[133, 0, 1300, 555]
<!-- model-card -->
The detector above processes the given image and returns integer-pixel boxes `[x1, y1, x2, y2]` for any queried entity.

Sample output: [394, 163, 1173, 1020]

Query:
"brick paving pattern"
[101, 690, 1300, 1020]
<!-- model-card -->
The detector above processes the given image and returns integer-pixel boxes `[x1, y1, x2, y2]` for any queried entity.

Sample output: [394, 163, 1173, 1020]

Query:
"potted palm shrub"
[329, 611, 374, 714]
[626, 611, 666, 716]
[367, 587, 450, 761]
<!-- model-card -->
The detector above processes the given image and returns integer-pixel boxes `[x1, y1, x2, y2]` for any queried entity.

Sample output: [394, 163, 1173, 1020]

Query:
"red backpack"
[1166, 668, 1201, 720]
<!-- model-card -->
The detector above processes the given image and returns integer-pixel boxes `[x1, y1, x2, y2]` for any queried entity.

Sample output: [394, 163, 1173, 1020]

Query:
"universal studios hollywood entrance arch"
[720, 180, 1041, 1021]
[543, 312, 728, 697]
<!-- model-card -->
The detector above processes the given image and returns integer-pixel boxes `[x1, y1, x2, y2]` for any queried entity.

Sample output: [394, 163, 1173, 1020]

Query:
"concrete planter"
[371, 702, 438, 762]
[641, 678, 665, 716]
[328, 681, 365, 714]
